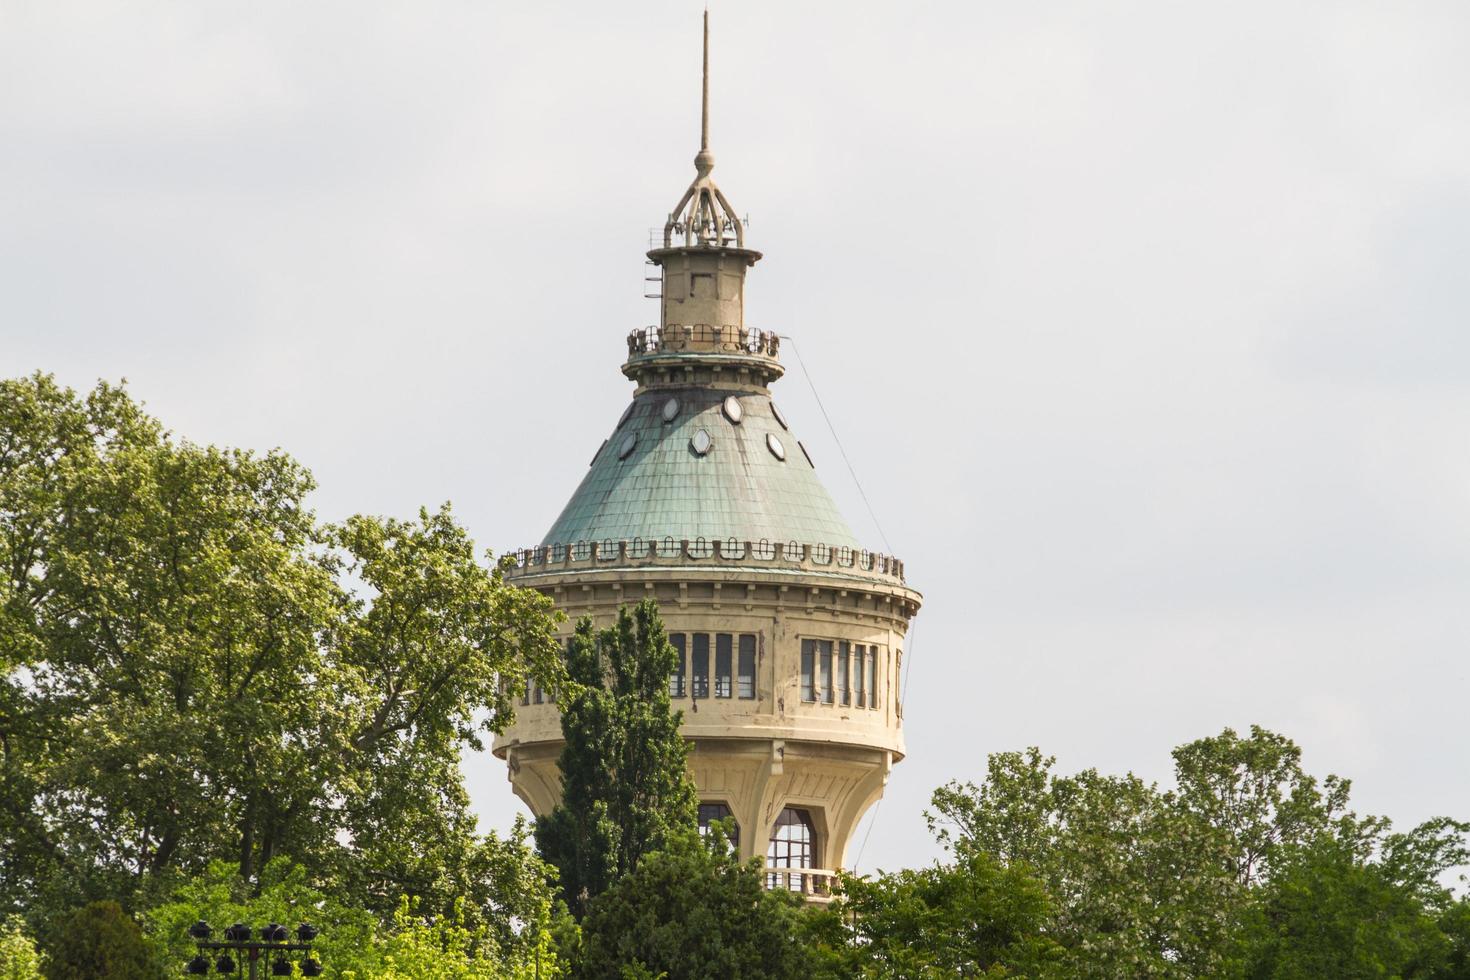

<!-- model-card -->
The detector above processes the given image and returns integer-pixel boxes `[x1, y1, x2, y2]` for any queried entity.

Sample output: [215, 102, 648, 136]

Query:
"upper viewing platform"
[623, 323, 782, 365]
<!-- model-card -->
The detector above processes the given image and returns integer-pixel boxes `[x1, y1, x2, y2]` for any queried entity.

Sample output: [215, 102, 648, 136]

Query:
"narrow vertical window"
[669, 633, 686, 698]
[738, 634, 756, 699]
[715, 634, 733, 698]
[819, 640, 834, 704]
[854, 645, 866, 708]
[533, 680, 543, 704]
[692, 633, 710, 698]
[869, 647, 879, 710]
[895, 649, 902, 716]
[800, 639, 816, 702]
[838, 641, 851, 706]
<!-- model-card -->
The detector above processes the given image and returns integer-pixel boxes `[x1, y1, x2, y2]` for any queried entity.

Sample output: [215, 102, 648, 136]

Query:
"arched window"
[766, 807, 816, 892]
[698, 802, 739, 850]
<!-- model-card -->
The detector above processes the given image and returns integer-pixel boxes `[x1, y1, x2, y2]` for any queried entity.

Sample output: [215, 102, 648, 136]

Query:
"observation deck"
[623, 324, 784, 384]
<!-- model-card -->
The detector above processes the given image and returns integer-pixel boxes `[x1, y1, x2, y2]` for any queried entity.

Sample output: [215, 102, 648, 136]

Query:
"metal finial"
[663, 9, 742, 248]
[701, 9, 710, 153]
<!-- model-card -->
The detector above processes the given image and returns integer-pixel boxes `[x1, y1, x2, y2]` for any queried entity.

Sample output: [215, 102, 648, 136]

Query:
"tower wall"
[492, 544, 918, 890]
[651, 246, 759, 345]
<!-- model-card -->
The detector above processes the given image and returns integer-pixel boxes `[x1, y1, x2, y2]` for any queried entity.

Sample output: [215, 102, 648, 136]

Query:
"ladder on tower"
[644, 259, 661, 300]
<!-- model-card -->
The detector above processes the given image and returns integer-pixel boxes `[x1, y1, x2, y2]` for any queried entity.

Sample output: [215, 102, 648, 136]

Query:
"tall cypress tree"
[535, 600, 698, 918]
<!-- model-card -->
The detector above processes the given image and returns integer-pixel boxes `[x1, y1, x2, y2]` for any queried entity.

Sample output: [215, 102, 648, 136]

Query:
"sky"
[3, 1, 1469, 875]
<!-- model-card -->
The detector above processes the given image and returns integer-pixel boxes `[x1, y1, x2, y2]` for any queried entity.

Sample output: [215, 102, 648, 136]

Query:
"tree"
[42, 902, 158, 980]
[146, 853, 567, 979]
[0, 374, 563, 931]
[929, 748, 1233, 977]
[926, 728, 1470, 979]
[575, 828, 812, 980]
[0, 918, 42, 980]
[817, 850, 1061, 978]
[535, 602, 698, 918]
[1233, 827, 1461, 979]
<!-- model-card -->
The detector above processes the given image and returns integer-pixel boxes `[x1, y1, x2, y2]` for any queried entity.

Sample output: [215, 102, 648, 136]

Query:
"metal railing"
[627, 324, 780, 360]
[508, 536, 907, 584]
[764, 865, 835, 898]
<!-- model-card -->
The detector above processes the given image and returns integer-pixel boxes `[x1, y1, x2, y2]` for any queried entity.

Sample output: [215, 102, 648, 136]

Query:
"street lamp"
[183, 920, 321, 979]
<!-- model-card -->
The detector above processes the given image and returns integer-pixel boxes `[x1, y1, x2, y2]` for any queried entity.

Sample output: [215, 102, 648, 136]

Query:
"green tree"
[927, 728, 1470, 979]
[816, 850, 1061, 978]
[0, 374, 563, 932]
[1233, 826, 1463, 979]
[535, 602, 698, 918]
[42, 901, 158, 980]
[930, 748, 1232, 977]
[575, 828, 811, 980]
[146, 858, 378, 978]
[147, 853, 567, 979]
[0, 917, 42, 980]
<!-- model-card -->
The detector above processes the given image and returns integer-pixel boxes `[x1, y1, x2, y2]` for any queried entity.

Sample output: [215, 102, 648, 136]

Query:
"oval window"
[618, 432, 638, 459]
[691, 429, 712, 456]
[722, 396, 743, 424]
[766, 433, 786, 461]
[662, 397, 680, 422]
[771, 400, 789, 430]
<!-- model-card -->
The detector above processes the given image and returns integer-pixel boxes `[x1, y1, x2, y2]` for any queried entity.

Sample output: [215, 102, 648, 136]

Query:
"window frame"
[669, 633, 686, 698]
[692, 632, 710, 699]
[838, 640, 851, 706]
[715, 633, 733, 698]
[800, 639, 816, 702]
[737, 634, 756, 699]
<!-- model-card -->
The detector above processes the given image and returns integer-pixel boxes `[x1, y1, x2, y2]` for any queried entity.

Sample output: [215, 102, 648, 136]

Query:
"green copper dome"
[541, 387, 858, 548]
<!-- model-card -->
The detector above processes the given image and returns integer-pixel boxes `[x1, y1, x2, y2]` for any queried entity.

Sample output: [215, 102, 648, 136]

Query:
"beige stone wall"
[492, 560, 919, 873]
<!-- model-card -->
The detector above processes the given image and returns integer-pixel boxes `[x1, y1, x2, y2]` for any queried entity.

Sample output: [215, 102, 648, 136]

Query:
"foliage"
[0, 374, 563, 931]
[535, 602, 698, 919]
[41, 901, 158, 980]
[1232, 830, 1458, 979]
[147, 855, 566, 980]
[146, 858, 378, 978]
[576, 828, 811, 980]
[817, 849, 1061, 978]
[0, 918, 42, 980]
[923, 727, 1470, 979]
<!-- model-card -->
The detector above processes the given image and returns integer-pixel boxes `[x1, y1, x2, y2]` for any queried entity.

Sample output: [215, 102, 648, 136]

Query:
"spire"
[663, 9, 744, 249]
[701, 8, 710, 154]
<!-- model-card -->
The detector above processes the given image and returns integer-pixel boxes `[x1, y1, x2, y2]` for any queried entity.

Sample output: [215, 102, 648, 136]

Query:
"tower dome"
[494, 13, 921, 898]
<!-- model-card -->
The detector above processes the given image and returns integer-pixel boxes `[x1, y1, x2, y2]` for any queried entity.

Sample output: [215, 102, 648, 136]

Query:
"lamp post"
[184, 921, 322, 979]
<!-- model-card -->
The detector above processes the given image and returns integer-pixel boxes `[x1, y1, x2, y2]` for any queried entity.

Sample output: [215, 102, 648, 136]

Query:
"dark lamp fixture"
[261, 922, 285, 941]
[215, 954, 235, 973]
[271, 958, 292, 976]
[187, 920, 212, 940]
[296, 923, 319, 941]
[226, 923, 251, 942]
[301, 958, 323, 977]
[186, 955, 210, 975]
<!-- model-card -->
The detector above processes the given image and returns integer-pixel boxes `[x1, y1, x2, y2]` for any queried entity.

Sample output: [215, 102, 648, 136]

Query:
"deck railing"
[626, 324, 780, 360]
[506, 536, 906, 584]
[764, 865, 836, 899]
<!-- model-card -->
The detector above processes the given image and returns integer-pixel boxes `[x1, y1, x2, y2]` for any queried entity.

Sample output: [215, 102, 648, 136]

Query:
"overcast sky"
[4, 1, 1469, 875]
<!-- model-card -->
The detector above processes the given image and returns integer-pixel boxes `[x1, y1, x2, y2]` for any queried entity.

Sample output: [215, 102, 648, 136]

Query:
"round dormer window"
[771, 400, 789, 430]
[662, 397, 680, 422]
[766, 433, 786, 461]
[691, 429, 712, 455]
[722, 396, 743, 424]
[618, 432, 638, 459]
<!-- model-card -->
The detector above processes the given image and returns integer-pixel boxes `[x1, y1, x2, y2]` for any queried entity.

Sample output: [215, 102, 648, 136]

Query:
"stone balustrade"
[506, 536, 906, 584]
